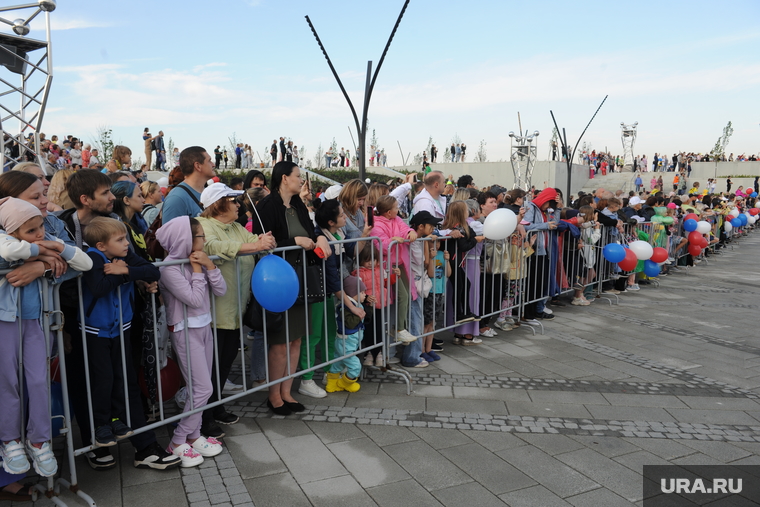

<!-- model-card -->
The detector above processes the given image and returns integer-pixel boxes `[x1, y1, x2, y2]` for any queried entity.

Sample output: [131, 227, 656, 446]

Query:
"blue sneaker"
[427, 351, 441, 361]
[95, 425, 117, 447]
[420, 352, 433, 362]
[26, 440, 58, 477]
[0, 439, 29, 474]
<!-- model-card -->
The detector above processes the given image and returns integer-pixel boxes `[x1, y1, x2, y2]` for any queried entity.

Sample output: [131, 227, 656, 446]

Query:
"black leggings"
[202, 328, 242, 427]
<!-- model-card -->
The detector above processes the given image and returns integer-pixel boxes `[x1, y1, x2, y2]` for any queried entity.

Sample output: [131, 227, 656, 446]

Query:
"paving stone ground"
[8, 235, 760, 506]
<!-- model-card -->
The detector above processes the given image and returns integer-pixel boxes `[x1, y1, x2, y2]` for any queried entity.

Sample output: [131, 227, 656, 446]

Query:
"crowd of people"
[0, 139, 755, 499]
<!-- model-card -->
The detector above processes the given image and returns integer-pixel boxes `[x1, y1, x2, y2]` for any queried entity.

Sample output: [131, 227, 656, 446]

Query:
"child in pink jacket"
[371, 195, 418, 344]
[156, 216, 227, 468]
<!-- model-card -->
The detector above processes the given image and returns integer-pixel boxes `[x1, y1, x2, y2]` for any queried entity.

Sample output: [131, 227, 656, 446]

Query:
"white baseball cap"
[200, 182, 243, 208]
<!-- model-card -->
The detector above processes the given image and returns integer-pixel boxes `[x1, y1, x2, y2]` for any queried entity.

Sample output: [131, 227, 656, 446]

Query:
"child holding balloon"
[156, 216, 226, 467]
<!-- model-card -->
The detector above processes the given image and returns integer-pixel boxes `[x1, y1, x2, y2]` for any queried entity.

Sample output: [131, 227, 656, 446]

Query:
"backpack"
[144, 184, 204, 259]
[150, 138, 157, 151]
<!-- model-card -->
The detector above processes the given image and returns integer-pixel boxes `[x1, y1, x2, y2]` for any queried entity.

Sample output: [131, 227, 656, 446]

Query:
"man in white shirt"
[412, 171, 447, 220]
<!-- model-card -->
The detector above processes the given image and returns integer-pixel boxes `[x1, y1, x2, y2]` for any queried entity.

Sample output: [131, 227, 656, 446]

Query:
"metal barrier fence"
[13, 217, 755, 506]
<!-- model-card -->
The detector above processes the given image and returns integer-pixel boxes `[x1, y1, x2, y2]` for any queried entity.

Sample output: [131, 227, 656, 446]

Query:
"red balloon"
[684, 213, 699, 222]
[750, 208, 759, 216]
[688, 244, 702, 256]
[688, 231, 703, 244]
[650, 247, 668, 263]
[618, 249, 638, 271]
[699, 237, 708, 248]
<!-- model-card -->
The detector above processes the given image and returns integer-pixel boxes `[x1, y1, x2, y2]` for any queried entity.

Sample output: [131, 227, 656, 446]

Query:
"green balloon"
[661, 216, 674, 225]
[654, 206, 667, 216]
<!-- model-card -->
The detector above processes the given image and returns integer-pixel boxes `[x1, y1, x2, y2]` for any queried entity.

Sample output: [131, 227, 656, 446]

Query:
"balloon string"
[247, 192, 267, 235]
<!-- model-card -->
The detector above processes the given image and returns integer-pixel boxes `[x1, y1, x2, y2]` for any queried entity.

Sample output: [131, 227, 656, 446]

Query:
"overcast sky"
[12, 0, 760, 166]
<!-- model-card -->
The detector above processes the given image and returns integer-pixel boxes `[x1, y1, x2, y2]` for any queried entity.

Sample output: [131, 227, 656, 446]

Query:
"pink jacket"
[354, 265, 397, 309]
[372, 215, 417, 300]
[156, 216, 227, 328]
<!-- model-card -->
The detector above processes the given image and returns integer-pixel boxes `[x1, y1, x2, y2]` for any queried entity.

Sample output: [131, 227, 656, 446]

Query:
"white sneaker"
[375, 352, 384, 367]
[411, 359, 429, 368]
[571, 297, 590, 306]
[223, 380, 244, 395]
[627, 284, 641, 291]
[298, 379, 327, 398]
[480, 328, 497, 337]
[396, 329, 419, 343]
[168, 443, 203, 468]
[0, 440, 29, 475]
[462, 336, 483, 346]
[492, 319, 512, 331]
[362, 354, 374, 366]
[521, 318, 540, 327]
[175, 386, 187, 409]
[387, 356, 400, 364]
[26, 440, 57, 477]
[190, 436, 223, 458]
[541, 307, 553, 315]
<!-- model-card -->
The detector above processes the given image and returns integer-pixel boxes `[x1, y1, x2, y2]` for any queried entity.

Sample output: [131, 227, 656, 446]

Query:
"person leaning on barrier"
[522, 187, 559, 324]
[254, 161, 331, 416]
[195, 183, 276, 438]
[56, 169, 181, 471]
[162, 146, 215, 224]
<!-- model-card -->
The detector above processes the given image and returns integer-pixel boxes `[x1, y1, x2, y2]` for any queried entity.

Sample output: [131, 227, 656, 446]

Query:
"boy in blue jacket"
[325, 276, 367, 393]
[80, 217, 160, 447]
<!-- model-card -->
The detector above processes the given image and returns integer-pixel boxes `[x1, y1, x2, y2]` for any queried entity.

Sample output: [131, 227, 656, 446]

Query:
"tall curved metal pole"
[550, 95, 608, 198]
[306, 0, 410, 180]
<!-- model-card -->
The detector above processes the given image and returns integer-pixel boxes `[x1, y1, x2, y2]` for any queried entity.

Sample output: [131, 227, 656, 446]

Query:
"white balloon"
[749, 216, 757, 225]
[365, 178, 371, 184]
[482, 208, 518, 240]
[156, 177, 169, 187]
[628, 240, 653, 260]
[696, 221, 711, 234]
[730, 208, 741, 218]
[724, 221, 733, 232]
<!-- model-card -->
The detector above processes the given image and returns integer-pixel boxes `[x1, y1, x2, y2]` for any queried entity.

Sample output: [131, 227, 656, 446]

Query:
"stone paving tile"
[677, 396, 760, 411]
[327, 437, 410, 488]
[123, 478, 188, 507]
[270, 434, 349, 485]
[409, 427, 474, 450]
[565, 487, 637, 507]
[601, 393, 690, 409]
[499, 485, 572, 507]
[306, 420, 367, 444]
[528, 390, 610, 406]
[226, 432, 286, 479]
[494, 445, 599, 498]
[426, 397, 508, 415]
[244, 472, 311, 507]
[555, 448, 643, 502]
[432, 481, 509, 507]
[506, 400, 593, 419]
[359, 424, 419, 447]
[438, 442, 536, 495]
[300, 475, 378, 507]
[514, 434, 586, 456]
[567, 436, 641, 458]
[678, 439, 752, 463]
[366, 479, 444, 507]
[664, 408, 760, 426]
[460, 429, 528, 452]
[383, 440, 473, 491]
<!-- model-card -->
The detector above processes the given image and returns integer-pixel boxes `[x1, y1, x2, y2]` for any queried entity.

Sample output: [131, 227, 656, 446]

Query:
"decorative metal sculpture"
[305, 0, 409, 180]
[509, 129, 539, 191]
[550, 95, 608, 198]
[0, 0, 56, 169]
[620, 122, 638, 170]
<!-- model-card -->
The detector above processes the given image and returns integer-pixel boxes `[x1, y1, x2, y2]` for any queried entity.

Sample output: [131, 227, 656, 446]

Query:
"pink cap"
[519, 220, 530, 225]
[667, 203, 677, 209]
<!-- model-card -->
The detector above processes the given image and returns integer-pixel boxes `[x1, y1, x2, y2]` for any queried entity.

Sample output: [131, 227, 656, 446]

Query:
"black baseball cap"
[410, 210, 442, 227]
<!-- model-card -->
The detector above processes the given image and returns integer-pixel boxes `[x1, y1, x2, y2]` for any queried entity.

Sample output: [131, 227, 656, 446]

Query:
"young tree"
[710, 121, 734, 161]
[475, 139, 487, 162]
[92, 125, 115, 163]
[167, 137, 176, 169]
[228, 132, 241, 167]
[313, 143, 324, 169]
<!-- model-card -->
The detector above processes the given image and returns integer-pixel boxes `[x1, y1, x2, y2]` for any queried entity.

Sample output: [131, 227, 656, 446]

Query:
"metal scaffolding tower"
[509, 129, 539, 190]
[620, 121, 638, 170]
[0, 0, 55, 170]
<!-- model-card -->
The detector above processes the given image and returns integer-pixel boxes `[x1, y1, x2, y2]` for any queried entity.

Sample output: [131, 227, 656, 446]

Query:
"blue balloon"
[731, 218, 742, 227]
[643, 259, 661, 277]
[739, 214, 748, 226]
[251, 255, 299, 312]
[682, 218, 698, 232]
[602, 243, 626, 263]
[752, 192, 758, 198]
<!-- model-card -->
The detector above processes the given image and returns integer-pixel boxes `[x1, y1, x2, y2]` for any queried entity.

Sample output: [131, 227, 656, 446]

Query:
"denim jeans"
[249, 331, 267, 383]
[401, 295, 423, 366]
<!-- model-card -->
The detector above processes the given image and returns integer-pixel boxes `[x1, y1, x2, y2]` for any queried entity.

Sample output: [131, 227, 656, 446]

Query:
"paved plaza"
[8, 236, 760, 507]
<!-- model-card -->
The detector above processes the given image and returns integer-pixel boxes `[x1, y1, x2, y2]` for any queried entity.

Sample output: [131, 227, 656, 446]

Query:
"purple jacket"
[156, 216, 226, 328]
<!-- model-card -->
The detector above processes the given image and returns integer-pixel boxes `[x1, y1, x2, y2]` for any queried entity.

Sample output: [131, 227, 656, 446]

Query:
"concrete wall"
[386, 161, 590, 194]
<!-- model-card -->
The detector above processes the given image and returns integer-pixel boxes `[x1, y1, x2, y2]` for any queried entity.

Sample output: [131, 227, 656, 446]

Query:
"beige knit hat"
[0, 197, 42, 234]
